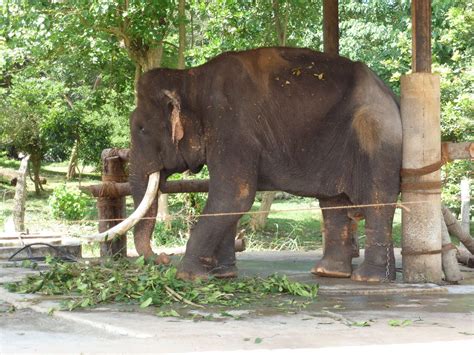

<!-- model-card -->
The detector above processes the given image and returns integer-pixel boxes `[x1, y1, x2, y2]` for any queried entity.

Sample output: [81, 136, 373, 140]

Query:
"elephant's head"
[89, 69, 205, 262]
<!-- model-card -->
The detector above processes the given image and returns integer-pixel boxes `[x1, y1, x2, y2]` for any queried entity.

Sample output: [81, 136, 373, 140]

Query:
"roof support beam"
[412, 0, 432, 72]
[323, 0, 339, 55]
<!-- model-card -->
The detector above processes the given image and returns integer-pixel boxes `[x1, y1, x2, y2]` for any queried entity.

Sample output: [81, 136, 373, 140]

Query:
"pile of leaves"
[5, 257, 318, 312]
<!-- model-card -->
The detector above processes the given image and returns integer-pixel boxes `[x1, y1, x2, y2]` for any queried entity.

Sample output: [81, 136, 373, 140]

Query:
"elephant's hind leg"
[312, 196, 353, 278]
[351, 205, 396, 282]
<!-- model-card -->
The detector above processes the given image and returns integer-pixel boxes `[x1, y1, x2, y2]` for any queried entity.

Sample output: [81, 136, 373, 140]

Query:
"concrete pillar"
[401, 73, 442, 283]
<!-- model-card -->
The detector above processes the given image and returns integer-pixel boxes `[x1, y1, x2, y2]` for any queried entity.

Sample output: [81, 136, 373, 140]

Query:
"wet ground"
[1, 250, 473, 353]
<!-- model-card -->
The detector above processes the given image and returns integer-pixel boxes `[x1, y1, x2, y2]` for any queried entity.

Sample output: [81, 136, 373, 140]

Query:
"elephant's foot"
[211, 264, 238, 279]
[311, 256, 352, 278]
[143, 252, 171, 265]
[176, 266, 209, 281]
[351, 261, 395, 282]
[155, 253, 171, 265]
[176, 256, 215, 281]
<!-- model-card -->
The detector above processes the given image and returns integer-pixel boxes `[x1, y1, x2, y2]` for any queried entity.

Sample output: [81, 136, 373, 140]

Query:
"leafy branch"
[5, 257, 318, 312]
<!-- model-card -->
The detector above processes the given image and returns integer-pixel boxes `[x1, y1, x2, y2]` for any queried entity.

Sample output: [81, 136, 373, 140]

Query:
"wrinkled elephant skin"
[129, 47, 402, 282]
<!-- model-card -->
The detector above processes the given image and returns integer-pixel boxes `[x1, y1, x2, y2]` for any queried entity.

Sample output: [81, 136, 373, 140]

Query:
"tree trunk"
[30, 152, 43, 195]
[441, 218, 463, 282]
[272, 0, 288, 46]
[66, 139, 79, 180]
[132, 45, 164, 90]
[442, 204, 474, 254]
[177, 0, 186, 70]
[457, 250, 474, 268]
[250, 192, 276, 231]
[249, 1, 288, 231]
[13, 155, 30, 232]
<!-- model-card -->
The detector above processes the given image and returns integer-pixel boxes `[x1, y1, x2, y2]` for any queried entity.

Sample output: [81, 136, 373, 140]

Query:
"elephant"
[103, 47, 402, 282]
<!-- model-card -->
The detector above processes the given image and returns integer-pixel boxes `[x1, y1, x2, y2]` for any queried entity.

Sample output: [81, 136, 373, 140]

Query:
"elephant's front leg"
[211, 223, 238, 278]
[177, 177, 256, 280]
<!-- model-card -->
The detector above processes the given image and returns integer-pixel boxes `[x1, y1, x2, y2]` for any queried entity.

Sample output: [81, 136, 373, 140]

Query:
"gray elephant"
[99, 47, 402, 282]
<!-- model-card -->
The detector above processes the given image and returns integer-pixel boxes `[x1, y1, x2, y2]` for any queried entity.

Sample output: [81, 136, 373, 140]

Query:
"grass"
[0, 156, 101, 247]
[0, 155, 414, 255]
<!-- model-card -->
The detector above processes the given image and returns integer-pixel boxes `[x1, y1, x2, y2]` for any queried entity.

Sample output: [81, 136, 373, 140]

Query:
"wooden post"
[412, 0, 431, 72]
[441, 219, 462, 282]
[99, 149, 128, 258]
[401, 0, 442, 283]
[401, 74, 442, 283]
[460, 178, 470, 235]
[442, 205, 474, 254]
[323, 0, 358, 257]
[323, 0, 339, 56]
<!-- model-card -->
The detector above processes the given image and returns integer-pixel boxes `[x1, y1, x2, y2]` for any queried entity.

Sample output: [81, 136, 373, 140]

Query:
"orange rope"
[56, 200, 444, 225]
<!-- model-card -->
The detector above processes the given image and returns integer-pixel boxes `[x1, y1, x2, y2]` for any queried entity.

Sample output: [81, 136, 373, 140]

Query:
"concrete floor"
[1, 249, 473, 354]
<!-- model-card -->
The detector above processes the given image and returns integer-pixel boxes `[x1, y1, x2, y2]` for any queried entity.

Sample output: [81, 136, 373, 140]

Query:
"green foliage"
[0, 74, 67, 158]
[5, 257, 318, 312]
[442, 161, 472, 216]
[0, 0, 133, 168]
[188, 0, 322, 66]
[48, 185, 92, 220]
[351, 321, 371, 327]
[1, 0, 471, 207]
[388, 319, 412, 327]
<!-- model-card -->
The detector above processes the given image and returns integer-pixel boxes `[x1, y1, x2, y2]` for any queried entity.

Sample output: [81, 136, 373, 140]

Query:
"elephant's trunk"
[82, 172, 161, 243]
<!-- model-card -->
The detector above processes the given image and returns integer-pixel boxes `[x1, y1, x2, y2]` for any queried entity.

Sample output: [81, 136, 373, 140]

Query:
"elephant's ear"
[163, 90, 184, 144]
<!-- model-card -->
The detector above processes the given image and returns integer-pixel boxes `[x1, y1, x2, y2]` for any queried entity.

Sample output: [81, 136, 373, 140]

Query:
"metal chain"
[372, 241, 392, 282]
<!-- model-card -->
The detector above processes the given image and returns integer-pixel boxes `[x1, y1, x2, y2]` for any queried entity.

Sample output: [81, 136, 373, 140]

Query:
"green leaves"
[388, 319, 412, 327]
[352, 321, 371, 327]
[140, 297, 153, 308]
[5, 259, 318, 312]
[48, 185, 93, 220]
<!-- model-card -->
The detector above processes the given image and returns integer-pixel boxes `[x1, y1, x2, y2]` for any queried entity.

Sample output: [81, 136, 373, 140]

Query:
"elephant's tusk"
[81, 172, 160, 243]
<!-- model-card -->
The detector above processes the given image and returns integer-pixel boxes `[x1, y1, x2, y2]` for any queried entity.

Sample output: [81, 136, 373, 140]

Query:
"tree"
[0, 1, 132, 175]
[0, 75, 67, 193]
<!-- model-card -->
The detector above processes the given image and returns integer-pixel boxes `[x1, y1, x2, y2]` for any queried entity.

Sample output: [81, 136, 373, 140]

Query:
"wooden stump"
[401, 73, 442, 283]
[99, 149, 128, 258]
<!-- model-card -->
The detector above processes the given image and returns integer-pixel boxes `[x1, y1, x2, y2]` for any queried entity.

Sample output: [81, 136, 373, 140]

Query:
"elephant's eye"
[138, 126, 145, 133]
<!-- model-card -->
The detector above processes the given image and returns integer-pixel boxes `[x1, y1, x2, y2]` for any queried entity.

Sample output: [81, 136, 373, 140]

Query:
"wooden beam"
[82, 179, 211, 198]
[83, 142, 472, 199]
[412, 0, 432, 72]
[323, 0, 339, 55]
[445, 142, 474, 161]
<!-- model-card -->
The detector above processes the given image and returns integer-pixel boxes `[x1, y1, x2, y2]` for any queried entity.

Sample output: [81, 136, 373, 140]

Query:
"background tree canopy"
[0, 0, 472, 202]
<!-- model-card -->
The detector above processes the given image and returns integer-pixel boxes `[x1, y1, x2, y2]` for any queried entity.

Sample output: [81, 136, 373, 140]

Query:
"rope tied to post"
[400, 142, 451, 178]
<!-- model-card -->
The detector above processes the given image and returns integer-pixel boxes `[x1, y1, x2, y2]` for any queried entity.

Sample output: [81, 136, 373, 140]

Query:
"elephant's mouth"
[83, 171, 161, 242]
